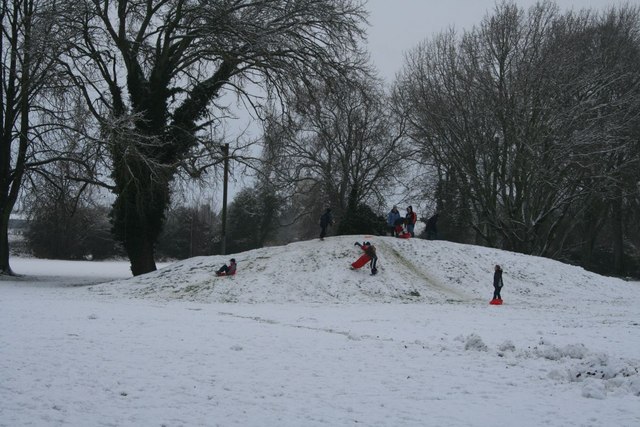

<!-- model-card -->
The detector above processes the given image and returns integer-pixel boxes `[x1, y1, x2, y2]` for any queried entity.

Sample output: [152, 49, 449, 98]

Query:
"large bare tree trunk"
[111, 153, 169, 276]
[0, 212, 12, 275]
[125, 233, 157, 277]
[0, 0, 34, 275]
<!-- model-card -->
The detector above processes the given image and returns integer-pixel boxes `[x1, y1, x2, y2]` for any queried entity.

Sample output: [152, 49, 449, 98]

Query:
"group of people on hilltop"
[386, 205, 418, 238]
[318, 205, 439, 240]
[387, 206, 439, 240]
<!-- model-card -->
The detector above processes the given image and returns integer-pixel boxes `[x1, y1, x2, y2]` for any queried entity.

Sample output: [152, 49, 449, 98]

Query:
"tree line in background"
[2, 1, 639, 278]
[395, 1, 640, 277]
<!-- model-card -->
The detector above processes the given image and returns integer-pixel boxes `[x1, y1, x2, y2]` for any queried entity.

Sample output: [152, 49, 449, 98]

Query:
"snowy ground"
[1, 236, 639, 426]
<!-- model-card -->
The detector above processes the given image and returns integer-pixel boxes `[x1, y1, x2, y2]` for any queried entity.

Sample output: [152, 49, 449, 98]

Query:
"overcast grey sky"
[366, 0, 628, 82]
[222, 0, 628, 196]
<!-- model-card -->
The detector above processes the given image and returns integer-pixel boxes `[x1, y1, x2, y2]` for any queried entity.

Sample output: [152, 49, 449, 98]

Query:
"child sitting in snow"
[216, 258, 237, 276]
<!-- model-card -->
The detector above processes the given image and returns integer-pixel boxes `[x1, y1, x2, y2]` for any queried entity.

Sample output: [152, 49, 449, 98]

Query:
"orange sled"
[351, 254, 371, 269]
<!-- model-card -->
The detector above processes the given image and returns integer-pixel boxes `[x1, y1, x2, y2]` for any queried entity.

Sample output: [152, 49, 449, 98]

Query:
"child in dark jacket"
[492, 265, 503, 302]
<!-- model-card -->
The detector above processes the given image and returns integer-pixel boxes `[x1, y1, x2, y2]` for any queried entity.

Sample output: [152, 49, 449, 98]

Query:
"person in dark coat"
[492, 265, 503, 301]
[216, 258, 237, 276]
[319, 208, 334, 240]
[425, 213, 439, 240]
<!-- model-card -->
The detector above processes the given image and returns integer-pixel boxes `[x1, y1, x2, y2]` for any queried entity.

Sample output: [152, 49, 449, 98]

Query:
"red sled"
[398, 232, 411, 239]
[489, 299, 503, 305]
[351, 254, 371, 269]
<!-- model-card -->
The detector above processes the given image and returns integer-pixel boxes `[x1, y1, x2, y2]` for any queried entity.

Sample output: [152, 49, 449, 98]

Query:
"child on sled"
[216, 258, 237, 276]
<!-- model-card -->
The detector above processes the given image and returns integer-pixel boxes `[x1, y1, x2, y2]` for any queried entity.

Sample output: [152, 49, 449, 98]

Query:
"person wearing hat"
[387, 206, 401, 236]
[216, 258, 237, 276]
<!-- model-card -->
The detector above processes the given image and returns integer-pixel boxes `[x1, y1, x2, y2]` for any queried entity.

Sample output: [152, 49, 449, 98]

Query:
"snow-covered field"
[2, 236, 639, 426]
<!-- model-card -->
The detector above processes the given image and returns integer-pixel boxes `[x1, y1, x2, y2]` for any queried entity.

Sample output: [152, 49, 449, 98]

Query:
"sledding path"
[374, 238, 471, 303]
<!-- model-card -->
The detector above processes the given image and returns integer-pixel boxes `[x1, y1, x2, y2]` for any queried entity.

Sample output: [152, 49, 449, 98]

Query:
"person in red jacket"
[393, 217, 405, 237]
[351, 241, 378, 275]
[405, 206, 417, 237]
[216, 258, 237, 276]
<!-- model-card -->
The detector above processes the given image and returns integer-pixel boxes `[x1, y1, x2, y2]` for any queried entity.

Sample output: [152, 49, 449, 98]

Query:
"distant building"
[8, 213, 28, 238]
[8, 213, 30, 255]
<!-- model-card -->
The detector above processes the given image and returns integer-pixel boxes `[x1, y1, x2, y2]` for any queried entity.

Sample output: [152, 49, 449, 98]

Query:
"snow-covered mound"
[4, 243, 640, 426]
[91, 236, 635, 306]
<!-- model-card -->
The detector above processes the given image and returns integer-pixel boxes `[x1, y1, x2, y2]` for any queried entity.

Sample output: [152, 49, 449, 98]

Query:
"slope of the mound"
[89, 235, 636, 306]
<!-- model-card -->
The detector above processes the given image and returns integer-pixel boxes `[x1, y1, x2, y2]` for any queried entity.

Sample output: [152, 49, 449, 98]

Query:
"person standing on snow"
[425, 212, 439, 240]
[387, 206, 401, 236]
[319, 208, 334, 240]
[492, 265, 503, 301]
[405, 206, 417, 237]
[351, 241, 378, 275]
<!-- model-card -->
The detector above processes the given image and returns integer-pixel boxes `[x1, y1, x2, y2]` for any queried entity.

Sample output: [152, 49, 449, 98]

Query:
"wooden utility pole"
[220, 143, 229, 255]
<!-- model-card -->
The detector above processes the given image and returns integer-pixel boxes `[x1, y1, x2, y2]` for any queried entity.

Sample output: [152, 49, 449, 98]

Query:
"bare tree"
[548, 6, 640, 273]
[58, 0, 367, 275]
[22, 162, 119, 260]
[262, 73, 409, 231]
[0, 0, 70, 274]
[395, 1, 640, 275]
[397, 2, 587, 253]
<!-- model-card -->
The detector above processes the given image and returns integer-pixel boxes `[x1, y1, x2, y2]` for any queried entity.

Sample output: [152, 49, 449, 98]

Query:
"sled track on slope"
[376, 239, 470, 302]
